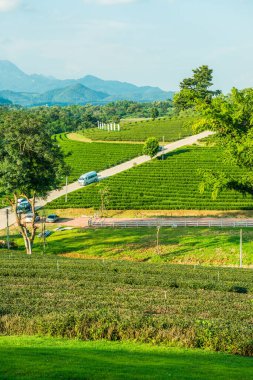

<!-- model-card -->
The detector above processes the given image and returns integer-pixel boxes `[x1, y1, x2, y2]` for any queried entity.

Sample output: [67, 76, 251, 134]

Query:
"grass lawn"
[2, 226, 253, 266]
[1, 336, 252, 380]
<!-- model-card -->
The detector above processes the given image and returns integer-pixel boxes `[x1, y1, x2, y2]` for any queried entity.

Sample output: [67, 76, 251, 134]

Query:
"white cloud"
[83, 0, 137, 5]
[0, 0, 20, 12]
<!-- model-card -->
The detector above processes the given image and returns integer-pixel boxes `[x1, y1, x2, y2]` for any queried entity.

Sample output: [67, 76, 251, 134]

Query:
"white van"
[78, 171, 98, 186]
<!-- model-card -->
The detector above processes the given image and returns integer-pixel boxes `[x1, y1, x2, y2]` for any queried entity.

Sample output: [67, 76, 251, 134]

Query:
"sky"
[0, 0, 252, 92]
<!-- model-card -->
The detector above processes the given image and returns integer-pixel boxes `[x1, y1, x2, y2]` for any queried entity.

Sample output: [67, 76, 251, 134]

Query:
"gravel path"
[0, 131, 213, 230]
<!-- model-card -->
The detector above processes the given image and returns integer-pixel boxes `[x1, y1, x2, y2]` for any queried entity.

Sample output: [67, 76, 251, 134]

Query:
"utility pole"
[239, 229, 243, 268]
[6, 208, 10, 250]
[42, 212, 46, 254]
[65, 176, 68, 203]
[156, 226, 161, 254]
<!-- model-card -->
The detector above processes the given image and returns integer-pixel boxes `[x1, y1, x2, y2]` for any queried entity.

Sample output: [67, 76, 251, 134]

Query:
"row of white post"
[97, 121, 121, 131]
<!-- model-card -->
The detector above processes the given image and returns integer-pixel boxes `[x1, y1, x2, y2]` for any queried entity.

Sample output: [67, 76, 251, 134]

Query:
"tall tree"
[196, 87, 253, 199]
[151, 107, 159, 120]
[173, 65, 221, 112]
[0, 110, 69, 254]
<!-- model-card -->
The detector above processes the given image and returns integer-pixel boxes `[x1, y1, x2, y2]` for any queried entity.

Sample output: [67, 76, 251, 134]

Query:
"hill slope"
[48, 145, 253, 211]
[35, 83, 108, 105]
[80, 75, 174, 101]
[0, 60, 174, 104]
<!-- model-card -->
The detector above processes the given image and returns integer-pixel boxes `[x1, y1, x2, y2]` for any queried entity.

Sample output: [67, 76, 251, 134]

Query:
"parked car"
[46, 214, 59, 223]
[78, 171, 98, 186]
[17, 202, 31, 214]
[24, 213, 40, 223]
[18, 198, 27, 204]
[38, 230, 52, 238]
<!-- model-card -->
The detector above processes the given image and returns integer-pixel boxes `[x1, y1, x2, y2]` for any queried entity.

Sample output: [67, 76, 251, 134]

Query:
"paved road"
[0, 130, 213, 230]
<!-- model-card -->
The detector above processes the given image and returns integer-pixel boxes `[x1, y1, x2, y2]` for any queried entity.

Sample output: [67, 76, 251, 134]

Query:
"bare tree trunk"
[30, 193, 37, 246]
[13, 193, 36, 255]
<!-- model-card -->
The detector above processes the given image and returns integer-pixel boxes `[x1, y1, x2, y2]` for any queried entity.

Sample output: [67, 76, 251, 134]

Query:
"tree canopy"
[173, 65, 221, 112]
[143, 137, 160, 157]
[196, 87, 253, 198]
[0, 110, 69, 254]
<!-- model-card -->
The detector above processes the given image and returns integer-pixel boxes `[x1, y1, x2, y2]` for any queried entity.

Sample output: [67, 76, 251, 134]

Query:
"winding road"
[0, 131, 213, 230]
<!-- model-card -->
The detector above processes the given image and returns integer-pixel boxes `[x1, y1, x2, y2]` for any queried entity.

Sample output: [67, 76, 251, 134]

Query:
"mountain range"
[0, 60, 174, 106]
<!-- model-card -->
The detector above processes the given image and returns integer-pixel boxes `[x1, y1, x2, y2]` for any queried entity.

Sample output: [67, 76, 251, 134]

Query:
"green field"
[0, 253, 252, 355]
[0, 134, 142, 205]
[82, 117, 194, 142]
[1, 337, 252, 380]
[48, 145, 253, 210]
[55, 133, 143, 182]
[2, 226, 253, 266]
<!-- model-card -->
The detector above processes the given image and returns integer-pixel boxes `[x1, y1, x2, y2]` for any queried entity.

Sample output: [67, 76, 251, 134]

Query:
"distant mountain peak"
[0, 60, 174, 105]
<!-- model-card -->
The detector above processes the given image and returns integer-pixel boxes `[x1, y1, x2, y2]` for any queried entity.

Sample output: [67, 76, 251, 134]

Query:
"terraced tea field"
[82, 117, 194, 142]
[48, 145, 253, 210]
[0, 134, 143, 205]
[55, 133, 143, 182]
[0, 254, 252, 355]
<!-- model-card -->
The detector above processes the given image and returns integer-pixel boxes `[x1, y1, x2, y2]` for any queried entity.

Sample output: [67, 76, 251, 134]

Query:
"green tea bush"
[0, 254, 252, 356]
[56, 134, 143, 182]
[48, 145, 253, 210]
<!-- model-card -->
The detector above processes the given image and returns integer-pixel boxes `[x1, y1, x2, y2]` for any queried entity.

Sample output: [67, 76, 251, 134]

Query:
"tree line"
[0, 100, 173, 136]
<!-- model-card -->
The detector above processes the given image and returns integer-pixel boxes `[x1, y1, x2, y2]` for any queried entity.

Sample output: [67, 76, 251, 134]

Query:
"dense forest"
[0, 100, 173, 135]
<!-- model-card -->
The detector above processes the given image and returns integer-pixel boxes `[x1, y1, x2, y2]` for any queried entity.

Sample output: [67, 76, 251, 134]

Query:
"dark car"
[25, 213, 40, 223]
[17, 202, 31, 214]
[46, 214, 59, 223]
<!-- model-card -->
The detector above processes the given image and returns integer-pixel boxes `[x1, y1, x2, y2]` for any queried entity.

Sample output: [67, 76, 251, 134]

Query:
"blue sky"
[0, 0, 252, 92]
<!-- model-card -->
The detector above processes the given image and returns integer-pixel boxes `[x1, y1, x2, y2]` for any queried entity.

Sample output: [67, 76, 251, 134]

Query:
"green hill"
[48, 144, 253, 210]
[82, 117, 193, 142]
[36, 83, 108, 105]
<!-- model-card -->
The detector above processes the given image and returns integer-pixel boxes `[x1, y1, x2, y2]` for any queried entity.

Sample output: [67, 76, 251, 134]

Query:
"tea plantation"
[82, 117, 194, 142]
[48, 145, 253, 210]
[55, 133, 143, 182]
[0, 254, 252, 356]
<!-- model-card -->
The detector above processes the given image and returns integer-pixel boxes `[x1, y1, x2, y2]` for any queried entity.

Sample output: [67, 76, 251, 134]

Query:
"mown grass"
[2, 226, 253, 266]
[1, 337, 253, 380]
